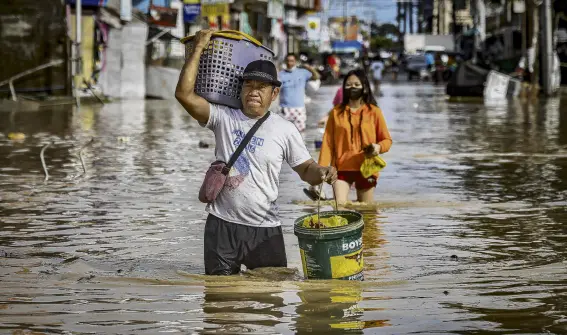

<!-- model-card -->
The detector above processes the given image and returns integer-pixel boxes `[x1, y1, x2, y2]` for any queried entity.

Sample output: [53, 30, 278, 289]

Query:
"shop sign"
[201, 3, 229, 17]
[184, 0, 201, 23]
[148, 5, 179, 27]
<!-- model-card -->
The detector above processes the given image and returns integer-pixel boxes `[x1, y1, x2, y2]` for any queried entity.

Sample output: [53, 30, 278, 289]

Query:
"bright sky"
[323, 0, 398, 24]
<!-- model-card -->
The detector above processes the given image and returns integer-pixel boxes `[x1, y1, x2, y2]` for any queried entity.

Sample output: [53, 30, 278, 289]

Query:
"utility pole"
[531, 1, 540, 92]
[409, 1, 414, 34]
[417, 0, 423, 33]
[396, 1, 401, 35]
[405, 1, 409, 34]
[471, 0, 485, 64]
[74, 0, 82, 106]
[542, 0, 554, 95]
[343, 0, 347, 41]
[452, 0, 457, 46]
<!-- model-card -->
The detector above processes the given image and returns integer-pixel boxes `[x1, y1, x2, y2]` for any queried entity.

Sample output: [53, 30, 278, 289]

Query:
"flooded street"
[2, 83, 567, 334]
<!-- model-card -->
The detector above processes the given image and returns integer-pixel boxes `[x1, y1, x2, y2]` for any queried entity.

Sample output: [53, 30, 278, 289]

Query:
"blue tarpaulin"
[66, 0, 108, 6]
[331, 41, 363, 51]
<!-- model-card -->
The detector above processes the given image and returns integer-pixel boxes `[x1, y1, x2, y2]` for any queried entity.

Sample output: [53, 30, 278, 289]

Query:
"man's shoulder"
[269, 111, 294, 126]
[210, 103, 243, 121]
[211, 103, 236, 112]
[267, 112, 299, 133]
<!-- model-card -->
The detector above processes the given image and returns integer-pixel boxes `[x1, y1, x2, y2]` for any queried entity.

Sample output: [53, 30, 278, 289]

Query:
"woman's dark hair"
[340, 69, 377, 107]
[339, 69, 378, 145]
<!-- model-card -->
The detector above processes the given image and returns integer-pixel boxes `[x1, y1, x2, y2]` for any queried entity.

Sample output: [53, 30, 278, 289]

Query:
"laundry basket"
[181, 30, 275, 109]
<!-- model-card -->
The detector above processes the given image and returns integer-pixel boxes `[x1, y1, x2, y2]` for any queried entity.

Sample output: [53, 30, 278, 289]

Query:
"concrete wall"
[0, 0, 68, 95]
[100, 22, 147, 99]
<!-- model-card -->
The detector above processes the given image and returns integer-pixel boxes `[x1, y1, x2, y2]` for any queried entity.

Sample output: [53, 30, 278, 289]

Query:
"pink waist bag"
[198, 112, 270, 203]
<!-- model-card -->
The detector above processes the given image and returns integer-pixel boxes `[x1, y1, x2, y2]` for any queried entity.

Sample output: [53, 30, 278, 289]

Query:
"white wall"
[101, 22, 148, 99]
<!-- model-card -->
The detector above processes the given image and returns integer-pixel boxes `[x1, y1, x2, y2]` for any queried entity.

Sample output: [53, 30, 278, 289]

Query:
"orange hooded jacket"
[318, 103, 392, 172]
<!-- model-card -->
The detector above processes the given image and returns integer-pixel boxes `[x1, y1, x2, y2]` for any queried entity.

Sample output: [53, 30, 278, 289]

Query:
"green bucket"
[294, 210, 364, 281]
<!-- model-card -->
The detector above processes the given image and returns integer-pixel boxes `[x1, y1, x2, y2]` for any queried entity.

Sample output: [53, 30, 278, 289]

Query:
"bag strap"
[222, 111, 270, 175]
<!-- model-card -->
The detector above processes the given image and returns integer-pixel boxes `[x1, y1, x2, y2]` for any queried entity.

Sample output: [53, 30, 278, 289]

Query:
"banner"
[183, 0, 201, 23]
[328, 17, 359, 41]
[201, 0, 233, 3]
[306, 16, 321, 41]
[201, 3, 229, 17]
[148, 5, 179, 27]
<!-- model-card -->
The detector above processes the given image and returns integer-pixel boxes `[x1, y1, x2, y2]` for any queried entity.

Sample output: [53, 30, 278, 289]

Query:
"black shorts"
[204, 214, 288, 275]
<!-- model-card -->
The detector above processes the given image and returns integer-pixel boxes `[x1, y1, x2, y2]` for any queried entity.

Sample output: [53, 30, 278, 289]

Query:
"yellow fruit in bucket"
[302, 214, 348, 229]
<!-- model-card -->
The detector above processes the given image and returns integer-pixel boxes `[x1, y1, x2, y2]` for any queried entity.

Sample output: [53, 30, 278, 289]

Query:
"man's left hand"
[320, 166, 338, 185]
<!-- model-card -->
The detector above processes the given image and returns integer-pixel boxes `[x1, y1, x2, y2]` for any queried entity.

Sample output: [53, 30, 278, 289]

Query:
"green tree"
[371, 36, 395, 50]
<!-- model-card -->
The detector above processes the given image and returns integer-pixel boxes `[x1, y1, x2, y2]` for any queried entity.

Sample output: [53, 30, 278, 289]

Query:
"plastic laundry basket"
[181, 30, 275, 109]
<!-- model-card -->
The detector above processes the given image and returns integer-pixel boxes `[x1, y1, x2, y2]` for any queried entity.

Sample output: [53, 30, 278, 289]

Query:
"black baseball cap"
[242, 60, 282, 87]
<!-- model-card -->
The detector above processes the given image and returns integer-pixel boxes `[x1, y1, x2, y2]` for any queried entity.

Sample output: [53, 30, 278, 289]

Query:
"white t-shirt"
[201, 103, 312, 227]
[370, 61, 385, 80]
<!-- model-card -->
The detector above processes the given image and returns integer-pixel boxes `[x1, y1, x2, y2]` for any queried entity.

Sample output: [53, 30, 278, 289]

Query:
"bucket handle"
[315, 172, 339, 237]
[316, 183, 322, 233]
[180, 30, 262, 47]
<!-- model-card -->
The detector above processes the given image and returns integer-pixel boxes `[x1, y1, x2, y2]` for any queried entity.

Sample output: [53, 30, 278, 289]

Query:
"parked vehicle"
[331, 40, 364, 77]
[405, 54, 429, 80]
[337, 51, 360, 76]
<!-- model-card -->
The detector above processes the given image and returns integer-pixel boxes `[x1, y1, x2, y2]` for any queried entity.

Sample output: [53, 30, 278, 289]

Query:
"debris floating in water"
[40, 142, 52, 182]
[78, 138, 94, 177]
[8, 132, 26, 141]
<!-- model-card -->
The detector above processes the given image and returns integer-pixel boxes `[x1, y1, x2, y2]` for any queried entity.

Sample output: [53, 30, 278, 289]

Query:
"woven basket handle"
[181, 30, 262, 47]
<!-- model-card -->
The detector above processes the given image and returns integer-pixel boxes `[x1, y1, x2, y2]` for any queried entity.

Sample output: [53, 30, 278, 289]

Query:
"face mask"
[285, 65, 296, 72]
[345, 87, 363, 100]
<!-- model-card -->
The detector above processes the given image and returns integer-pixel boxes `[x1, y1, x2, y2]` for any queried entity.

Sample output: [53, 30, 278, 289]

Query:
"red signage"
[148, 5, 179, 27]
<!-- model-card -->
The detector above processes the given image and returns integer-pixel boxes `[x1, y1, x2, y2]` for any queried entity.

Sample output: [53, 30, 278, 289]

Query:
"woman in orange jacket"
[312, 69, 392, 204]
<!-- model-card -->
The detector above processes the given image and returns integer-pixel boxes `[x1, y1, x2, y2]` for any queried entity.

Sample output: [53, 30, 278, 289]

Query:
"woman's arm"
[375, 107, 392, 154]
[319, 110, 336, 166]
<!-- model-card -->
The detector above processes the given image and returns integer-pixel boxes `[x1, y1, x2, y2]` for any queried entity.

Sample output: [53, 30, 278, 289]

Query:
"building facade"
[0, 0, 321, 100]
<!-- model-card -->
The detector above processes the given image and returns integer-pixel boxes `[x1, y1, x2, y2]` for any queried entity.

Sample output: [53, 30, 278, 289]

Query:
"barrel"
[294, 210, 364, 280]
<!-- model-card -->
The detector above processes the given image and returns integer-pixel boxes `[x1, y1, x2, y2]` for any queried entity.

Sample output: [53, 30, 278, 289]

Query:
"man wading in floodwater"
[278, 53, 320, 132]
[175, 29, 338, 275]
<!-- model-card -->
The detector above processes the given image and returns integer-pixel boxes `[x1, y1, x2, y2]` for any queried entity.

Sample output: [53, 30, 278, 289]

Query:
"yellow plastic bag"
[360, 155, 386, 179]
[302, 215, 348, 229]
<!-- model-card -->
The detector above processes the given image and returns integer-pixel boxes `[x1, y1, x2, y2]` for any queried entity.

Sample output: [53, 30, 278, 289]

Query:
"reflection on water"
[1, 85, 567, 333]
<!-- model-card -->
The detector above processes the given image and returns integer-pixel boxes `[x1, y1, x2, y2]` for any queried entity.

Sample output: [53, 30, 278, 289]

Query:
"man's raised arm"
[175, 29, 214, 124]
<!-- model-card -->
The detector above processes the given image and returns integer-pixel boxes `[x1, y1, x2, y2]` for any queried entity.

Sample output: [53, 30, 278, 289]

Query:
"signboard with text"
[201, 3, 229, 17]
[148, 5, 179, 27]
[183, 0, 201, 22]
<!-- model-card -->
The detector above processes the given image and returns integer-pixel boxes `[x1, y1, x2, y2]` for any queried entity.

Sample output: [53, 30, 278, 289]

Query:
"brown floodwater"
[1, 84, 567, 334]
